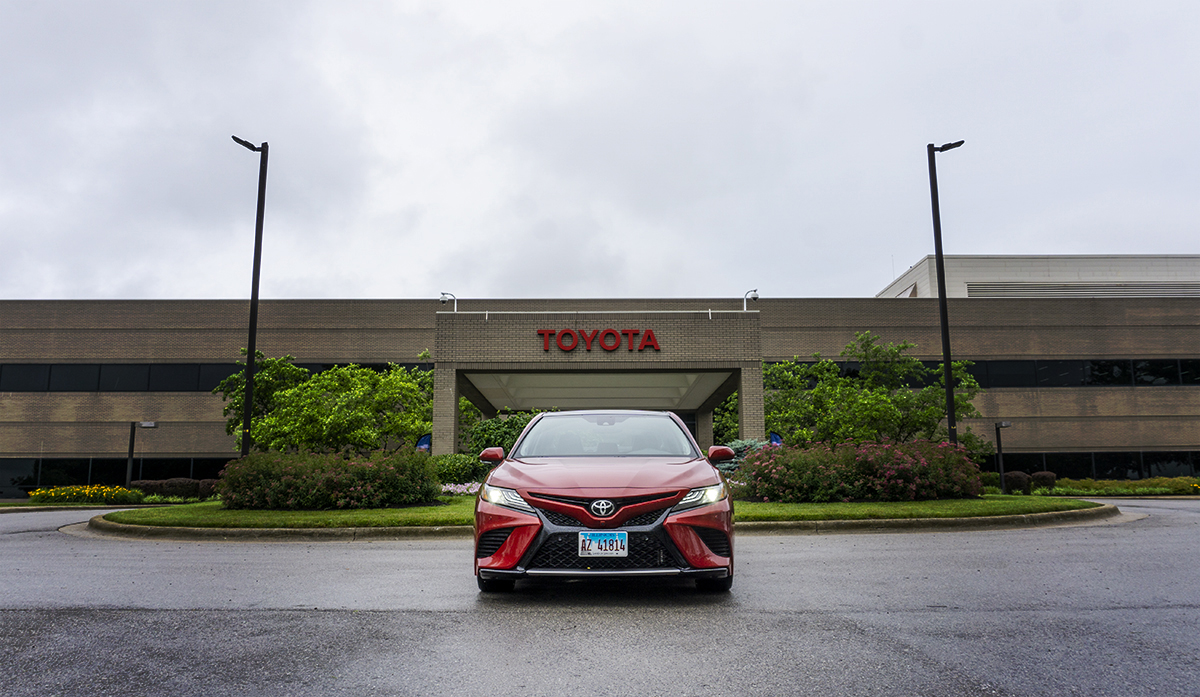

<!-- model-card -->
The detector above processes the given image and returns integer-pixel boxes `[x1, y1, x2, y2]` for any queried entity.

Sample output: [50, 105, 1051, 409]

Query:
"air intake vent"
[966, 282, 1200, 298]
[476, 528, 514, 558]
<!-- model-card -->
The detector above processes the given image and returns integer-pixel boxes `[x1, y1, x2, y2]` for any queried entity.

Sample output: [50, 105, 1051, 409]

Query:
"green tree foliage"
[713, 392, 740, 445]
[213, 350, 311, 451]
[764, 332, 990, 457]
[252, 364, 432, 454]
[464, 409, 538, 455]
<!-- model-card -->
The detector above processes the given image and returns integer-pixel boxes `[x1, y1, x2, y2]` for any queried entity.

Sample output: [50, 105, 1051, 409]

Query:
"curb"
[86, 515, 474, 541]
[84, 503, 1122, 542]
[734, 503, 1121, 534]
[2, 504, 168, 515]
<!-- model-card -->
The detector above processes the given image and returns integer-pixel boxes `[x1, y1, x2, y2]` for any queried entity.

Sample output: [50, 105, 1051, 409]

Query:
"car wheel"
[477, 576, 515, 592]
[696, 575, 733, 592]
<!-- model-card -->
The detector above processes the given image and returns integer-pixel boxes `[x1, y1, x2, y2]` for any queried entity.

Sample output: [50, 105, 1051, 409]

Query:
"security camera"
[750, 291, 759, 302]
[440, 296, 448, 304]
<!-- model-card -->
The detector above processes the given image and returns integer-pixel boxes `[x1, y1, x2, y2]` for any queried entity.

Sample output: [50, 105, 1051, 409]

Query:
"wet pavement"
[1, 499, 1197, 696]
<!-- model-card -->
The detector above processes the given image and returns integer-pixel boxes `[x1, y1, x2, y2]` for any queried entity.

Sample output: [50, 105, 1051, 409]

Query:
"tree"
[464, 409, 539, 454]
[713, 392, 740, 445]
[213, 350, 311, 452]
[764, 332, 990, 458]
[252, 364, 432, 454]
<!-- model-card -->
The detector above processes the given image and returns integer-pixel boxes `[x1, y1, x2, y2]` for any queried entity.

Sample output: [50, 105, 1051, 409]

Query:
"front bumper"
[474, 498, 733, 579]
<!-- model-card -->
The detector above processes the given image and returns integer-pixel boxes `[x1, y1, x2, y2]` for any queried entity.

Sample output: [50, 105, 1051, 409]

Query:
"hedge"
[734, 440, 982, 503]
[217, 448, 440, 510]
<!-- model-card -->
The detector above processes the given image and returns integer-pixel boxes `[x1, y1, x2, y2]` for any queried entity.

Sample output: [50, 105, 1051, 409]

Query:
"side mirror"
[479, 447, 505, 464]
[707, 445, 735, 463]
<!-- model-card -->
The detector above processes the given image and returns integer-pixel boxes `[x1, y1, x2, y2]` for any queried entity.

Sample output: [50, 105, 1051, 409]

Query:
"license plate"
[578, 531, 628, 557]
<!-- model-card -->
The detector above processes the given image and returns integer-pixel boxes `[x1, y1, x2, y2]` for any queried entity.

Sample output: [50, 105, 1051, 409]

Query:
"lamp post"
[125, 421, 157, 487]
[232, 135, 269, 457]
[743, 289, 759, 311]
[439, 292, 457, 312]
[927, 139, 964, 445]
[995, 421, 1013, 494]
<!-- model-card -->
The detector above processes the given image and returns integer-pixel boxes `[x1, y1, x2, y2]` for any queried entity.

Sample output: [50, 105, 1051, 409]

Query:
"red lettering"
[556, 328, 579, 351]
[599, 329, 621, 351]
[621, 329, 640, 351]
[580, 329, 600, 351]
[537, 329, 555, 351]
[637, 329, 660, 351]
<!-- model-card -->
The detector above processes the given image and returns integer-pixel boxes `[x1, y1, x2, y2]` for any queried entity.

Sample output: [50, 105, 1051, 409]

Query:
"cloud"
[0, 1, 1197, 301]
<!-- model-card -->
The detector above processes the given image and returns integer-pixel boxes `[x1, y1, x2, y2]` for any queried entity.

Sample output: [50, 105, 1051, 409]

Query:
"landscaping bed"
[101, 494, 1100, 529]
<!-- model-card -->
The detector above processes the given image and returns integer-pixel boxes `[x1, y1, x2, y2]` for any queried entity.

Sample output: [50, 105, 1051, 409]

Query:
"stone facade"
[1, 296, 1197, 462]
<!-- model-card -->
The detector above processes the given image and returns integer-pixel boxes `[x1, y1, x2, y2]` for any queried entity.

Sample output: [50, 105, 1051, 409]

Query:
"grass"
[103, 494, 1099, 529]
[106, 497, 477, 528]
[733, 495, 1100, 522]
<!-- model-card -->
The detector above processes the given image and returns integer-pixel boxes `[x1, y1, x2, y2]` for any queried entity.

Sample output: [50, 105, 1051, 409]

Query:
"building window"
[1134, 360, 1180, 386]
[48, 364, 101, 392]
[0, 365, 50, 391]
[98, 365, 150, 391]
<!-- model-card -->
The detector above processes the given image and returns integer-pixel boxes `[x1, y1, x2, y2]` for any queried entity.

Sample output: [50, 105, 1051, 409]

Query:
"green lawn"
[105, 497, 477, 528]
[734, 495, 1100, 521]
[102, 494, 1099, 529]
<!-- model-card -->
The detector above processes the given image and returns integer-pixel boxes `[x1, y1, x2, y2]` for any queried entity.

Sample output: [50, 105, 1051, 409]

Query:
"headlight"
[480, 483, 536, 514]
[672, 482, 727, 512]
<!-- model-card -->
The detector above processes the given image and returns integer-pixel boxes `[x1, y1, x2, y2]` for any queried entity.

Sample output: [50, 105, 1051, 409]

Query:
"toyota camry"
[473, 410, 735, 592]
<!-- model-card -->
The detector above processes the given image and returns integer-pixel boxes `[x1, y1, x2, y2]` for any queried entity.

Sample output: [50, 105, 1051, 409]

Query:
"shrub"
[734, 440, 981, 503]
[217, 448, 440, 510]
[132, 478, 201, 498]
[718, 439, 768, 473]
[29, 485, 144, 505]
[980, 472, 1001, 488]
[431, 453, 492, 484]
[1031, 471, 1057, 491]
[1004, 471, 1032, 495]
[198, 479, 219, 499]
[982, 485, 1002, 495]
[1057, 476, 1199, 495]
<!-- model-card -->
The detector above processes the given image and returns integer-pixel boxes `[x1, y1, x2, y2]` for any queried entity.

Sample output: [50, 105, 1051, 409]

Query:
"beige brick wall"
[2, 297, 1197, 458]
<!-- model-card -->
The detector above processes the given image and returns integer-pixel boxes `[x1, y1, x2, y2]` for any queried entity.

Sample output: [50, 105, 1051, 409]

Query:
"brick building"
[2, 257, 1198, 495]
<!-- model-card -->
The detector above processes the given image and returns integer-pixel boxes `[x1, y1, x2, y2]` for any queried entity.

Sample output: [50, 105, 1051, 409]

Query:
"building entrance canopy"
[431, 309, 765, 453]
[462, 370, 735, 412]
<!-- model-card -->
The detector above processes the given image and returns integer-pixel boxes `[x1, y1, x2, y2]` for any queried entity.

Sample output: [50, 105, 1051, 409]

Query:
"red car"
[474, 410, 735, 592]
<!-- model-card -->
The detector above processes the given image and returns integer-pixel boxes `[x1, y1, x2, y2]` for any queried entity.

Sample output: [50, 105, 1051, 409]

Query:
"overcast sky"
[2, 1, 1197, 301]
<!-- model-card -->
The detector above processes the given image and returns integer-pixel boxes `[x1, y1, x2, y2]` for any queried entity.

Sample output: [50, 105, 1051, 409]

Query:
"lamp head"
[935, 140, 965, 152]
[996, 421, 1013, 428]
[232, 135, 261, 152]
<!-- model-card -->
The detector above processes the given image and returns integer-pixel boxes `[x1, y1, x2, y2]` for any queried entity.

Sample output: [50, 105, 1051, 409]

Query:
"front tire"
[696, 575, 733, 592]
[477, 575, 515, 592]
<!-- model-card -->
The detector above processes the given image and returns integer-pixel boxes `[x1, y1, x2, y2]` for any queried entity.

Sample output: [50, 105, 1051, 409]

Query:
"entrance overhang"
[461, 370, 735, 412]
[430, 308, 764, 454]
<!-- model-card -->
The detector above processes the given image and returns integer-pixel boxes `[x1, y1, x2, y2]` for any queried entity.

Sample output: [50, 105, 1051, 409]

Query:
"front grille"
[476, 528, 513, 558]
[623, 508, 668, 526]
[540, 509, 583, 527]
[692, 526, 731, 557]
[528, 532, 676, 570]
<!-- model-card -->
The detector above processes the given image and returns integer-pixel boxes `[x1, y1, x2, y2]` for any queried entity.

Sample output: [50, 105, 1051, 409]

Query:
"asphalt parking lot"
[2, 500, 1197, 696]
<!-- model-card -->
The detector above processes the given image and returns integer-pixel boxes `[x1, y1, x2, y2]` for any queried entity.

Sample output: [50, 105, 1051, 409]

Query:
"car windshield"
[512, 413, 698, 458]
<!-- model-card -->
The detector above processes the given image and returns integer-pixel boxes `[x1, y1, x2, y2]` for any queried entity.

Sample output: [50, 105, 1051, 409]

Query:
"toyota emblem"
[590, 499, 615, 517]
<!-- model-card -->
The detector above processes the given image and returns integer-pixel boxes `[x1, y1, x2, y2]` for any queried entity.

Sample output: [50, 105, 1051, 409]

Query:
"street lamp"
[439, 292, 457, 312]
[743, 289, 759, 311]
[232, 135, 269, 457]
[126, 421, 157, 487]
[927, 139, 964, 445]
[994, 421, 1013, 494]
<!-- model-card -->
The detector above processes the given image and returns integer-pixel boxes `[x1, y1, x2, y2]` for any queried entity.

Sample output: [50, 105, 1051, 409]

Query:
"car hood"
[489, 456, 718, 496]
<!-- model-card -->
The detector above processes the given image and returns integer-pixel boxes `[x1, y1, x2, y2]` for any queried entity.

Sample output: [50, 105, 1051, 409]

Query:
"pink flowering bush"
[734, 440, 981, 503]
[218, 447, 439, 510]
